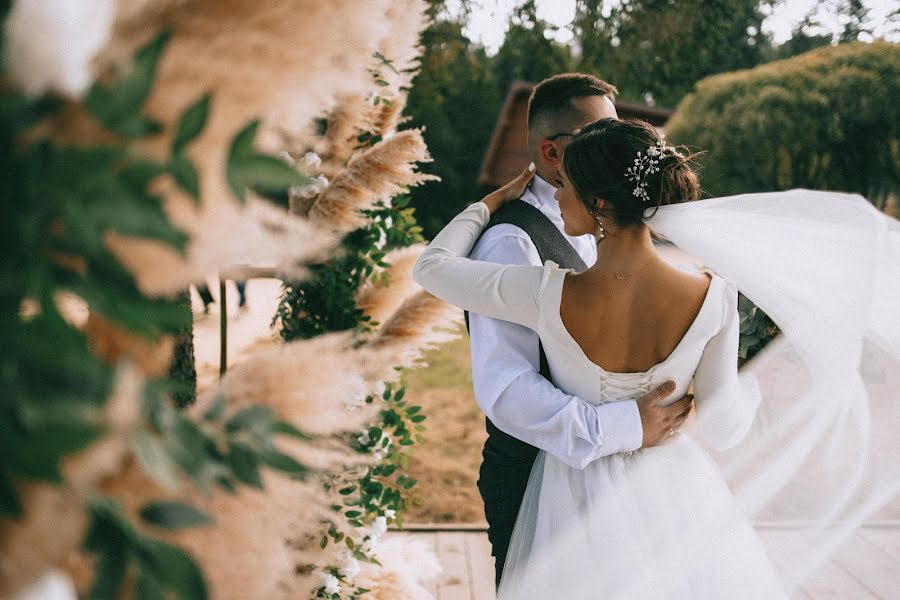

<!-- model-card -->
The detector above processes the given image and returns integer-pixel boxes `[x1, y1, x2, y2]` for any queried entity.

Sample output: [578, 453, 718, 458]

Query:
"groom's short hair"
[527, 73, 618, 139]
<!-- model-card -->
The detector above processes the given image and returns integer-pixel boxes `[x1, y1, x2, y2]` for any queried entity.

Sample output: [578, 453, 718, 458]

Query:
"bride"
[413, 117, 899, 598]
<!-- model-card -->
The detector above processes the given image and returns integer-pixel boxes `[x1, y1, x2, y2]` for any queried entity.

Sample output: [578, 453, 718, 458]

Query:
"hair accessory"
[625, 134, 682, 203]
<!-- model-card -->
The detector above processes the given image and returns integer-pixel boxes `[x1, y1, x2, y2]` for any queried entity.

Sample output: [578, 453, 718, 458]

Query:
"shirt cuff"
[594, 400, 643, 456]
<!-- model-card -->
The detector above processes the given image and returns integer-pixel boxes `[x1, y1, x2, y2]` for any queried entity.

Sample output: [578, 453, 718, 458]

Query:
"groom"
[469, 73, 694, 587]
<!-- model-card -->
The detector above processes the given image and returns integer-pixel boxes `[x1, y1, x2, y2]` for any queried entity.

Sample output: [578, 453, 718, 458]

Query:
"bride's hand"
[480, 162, 536, 214]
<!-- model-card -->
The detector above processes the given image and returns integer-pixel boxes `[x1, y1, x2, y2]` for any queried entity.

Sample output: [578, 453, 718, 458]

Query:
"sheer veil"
[501, 189, 899, 597]
[652, 189, 898, 582]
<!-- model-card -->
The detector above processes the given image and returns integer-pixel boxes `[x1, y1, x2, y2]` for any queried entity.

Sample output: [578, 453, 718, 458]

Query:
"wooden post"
[219, 278, 227, 378]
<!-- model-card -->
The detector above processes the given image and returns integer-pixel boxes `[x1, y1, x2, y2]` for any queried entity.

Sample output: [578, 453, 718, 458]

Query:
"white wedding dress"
[414, 201, 789, 599]
[415, 190, 899, 598]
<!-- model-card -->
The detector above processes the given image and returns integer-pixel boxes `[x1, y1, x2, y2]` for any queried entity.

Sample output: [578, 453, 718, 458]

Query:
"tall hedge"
[666, 42, 899, 209]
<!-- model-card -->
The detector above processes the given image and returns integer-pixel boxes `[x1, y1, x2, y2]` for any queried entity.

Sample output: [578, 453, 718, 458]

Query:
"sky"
[449, 0, 899, 54]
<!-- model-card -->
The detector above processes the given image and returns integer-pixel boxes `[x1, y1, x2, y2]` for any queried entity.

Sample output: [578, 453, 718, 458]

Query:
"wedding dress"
[413, 191, 899, 599]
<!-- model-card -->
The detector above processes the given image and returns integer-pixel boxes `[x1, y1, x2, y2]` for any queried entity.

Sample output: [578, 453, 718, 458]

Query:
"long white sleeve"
[692, 281, 762, 451]
[413, 202, 546, 329]
[415, 202, 644, 469]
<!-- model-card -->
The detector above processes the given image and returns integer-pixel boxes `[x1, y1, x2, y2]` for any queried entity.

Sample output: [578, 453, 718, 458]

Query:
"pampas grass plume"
[309, 129, 438, 232]
[356, 245, 425, 326]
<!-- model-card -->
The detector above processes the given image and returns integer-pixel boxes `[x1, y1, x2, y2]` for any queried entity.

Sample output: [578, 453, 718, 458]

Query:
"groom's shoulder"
[469, 222, 541, 266]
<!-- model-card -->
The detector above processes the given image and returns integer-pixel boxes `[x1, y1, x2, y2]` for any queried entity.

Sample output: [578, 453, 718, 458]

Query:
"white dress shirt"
[468, 175, 644, 469]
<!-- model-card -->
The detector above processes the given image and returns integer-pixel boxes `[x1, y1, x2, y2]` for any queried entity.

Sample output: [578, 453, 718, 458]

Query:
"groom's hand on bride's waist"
[636, 381, 693, 448]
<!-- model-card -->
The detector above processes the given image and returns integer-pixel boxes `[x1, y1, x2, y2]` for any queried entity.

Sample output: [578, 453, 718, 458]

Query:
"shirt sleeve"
[692, 280, 763, 451]
[413, 202, 547, 329]
[466, 225, 644, 469]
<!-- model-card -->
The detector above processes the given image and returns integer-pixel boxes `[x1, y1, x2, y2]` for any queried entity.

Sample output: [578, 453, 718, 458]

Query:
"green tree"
[574, 0, 773, 107]
[774, 13, 834, 60]
[491, 0, 573, 101]
[838, 0, 873, 43]
[403, 17, 501, 237]
[666, 42, 900, 209]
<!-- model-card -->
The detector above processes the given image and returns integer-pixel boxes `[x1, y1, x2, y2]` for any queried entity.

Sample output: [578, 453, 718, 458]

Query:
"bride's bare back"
[560, 257, 712, 374]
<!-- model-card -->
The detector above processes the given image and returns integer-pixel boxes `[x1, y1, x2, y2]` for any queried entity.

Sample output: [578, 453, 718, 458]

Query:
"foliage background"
[666, 41, 900, 207]
[405, 0, 896, 237]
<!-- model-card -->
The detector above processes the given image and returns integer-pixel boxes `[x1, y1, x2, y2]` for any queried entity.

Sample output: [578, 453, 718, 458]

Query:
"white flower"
[320, 572, 340, 595]
[384, 508, 396, 520]
[375, 227, 388, 250]
[344, 392, 366, 411]
[372, 515, 388, 537]
[357, 429, 371, 445]
[339, 555, 361, 580]
[361, 536, 378, 554]
[4, 0, 116, 97]
[302, 151, 322, 170]
[373, 449, 384, 462]
[289, 175, 329, 200]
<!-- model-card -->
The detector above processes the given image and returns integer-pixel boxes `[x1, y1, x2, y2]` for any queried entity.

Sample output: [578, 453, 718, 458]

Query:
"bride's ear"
[593, 198, 607, 212]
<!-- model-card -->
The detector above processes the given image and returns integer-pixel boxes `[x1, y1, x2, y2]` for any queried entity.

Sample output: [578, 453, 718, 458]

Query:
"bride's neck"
[588, 225, 657, 277]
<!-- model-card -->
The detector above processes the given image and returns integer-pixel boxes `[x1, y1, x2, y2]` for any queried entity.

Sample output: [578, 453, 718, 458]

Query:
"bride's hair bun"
[562, 118, 701, 225]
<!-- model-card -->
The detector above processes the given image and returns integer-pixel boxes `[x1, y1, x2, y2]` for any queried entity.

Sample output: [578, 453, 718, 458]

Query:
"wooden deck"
[387, 523, 899, 599]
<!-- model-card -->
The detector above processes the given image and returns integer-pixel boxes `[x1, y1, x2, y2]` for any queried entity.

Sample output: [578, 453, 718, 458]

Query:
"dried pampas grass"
[371, 94, 409, 139]
[309, 129, 438, 232]
[369, 291, 462, 354]
[106, 193, 338, 296]
[373, 0, 428, 94]
[356, 245, 425, 326]
[317, 94, 373, 174]
[356, 536, 442, 599]
[89, 457, 340, 600]
[207, 333, 378, 436]
[0, 484, 87, 597]
[360, 290, 462, 385]
[84, 312, 174, 376]
[32, 0, 429, 297]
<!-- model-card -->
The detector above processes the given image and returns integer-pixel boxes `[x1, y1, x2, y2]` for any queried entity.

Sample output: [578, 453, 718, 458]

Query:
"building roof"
[478, 80, 675, 188]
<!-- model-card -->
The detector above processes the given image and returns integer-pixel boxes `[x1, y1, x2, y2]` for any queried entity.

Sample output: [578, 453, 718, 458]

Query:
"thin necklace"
[611, 257, 655, 280]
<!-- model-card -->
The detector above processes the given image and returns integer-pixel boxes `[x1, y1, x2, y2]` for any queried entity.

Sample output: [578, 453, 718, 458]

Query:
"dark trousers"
[477, 440, 538, 590]
[198, 280, 247, 308]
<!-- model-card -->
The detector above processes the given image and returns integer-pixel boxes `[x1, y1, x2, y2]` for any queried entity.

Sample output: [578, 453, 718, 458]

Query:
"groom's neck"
[534, 164, 557, 190]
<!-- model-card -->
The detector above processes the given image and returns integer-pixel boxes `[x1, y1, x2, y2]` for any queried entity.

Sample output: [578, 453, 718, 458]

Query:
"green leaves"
[0, 469, 21, 518]
[261, 450, 309, 479]
[169, 154, 200, 199]
[227, 441, 263, 489]
[172, 94, 211, 155]
[226, 119, 312, 203]
[85, 31, 171, 139]
[140, 501, 213, 529]
[8, 420, 104, 482]
[131, 430, 181, 492]
[737, 292, 778, 360]
[84, 497, 208, 600]
[167, 93, 210, 201]
[225, 404, 273, 433]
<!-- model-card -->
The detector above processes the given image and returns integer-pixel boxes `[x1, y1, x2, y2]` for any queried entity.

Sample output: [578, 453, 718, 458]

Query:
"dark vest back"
[465, 200, 588, 461]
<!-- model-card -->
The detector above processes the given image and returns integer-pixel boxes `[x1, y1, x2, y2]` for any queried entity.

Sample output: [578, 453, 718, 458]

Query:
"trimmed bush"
[667, 42, 899, 209]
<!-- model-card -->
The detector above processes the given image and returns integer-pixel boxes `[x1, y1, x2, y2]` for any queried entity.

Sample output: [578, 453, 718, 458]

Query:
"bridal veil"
[501, 189, 899, 596]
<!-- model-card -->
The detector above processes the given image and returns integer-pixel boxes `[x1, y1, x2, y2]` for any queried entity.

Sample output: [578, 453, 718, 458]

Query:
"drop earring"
[593, 214, 606, 241]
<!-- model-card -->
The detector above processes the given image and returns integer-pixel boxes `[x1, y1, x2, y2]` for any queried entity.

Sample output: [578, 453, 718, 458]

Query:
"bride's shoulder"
[661, 261, 714, 295]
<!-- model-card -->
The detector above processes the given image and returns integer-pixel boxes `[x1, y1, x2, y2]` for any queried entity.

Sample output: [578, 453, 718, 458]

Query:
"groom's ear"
[538, 139, 562, 167]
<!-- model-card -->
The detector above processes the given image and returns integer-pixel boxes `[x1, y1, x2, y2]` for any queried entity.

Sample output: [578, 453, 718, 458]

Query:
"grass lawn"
[402, 323, 488, 524]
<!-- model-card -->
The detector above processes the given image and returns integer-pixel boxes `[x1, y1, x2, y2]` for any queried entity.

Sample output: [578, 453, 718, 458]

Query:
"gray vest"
[466, 200, 588, 461]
